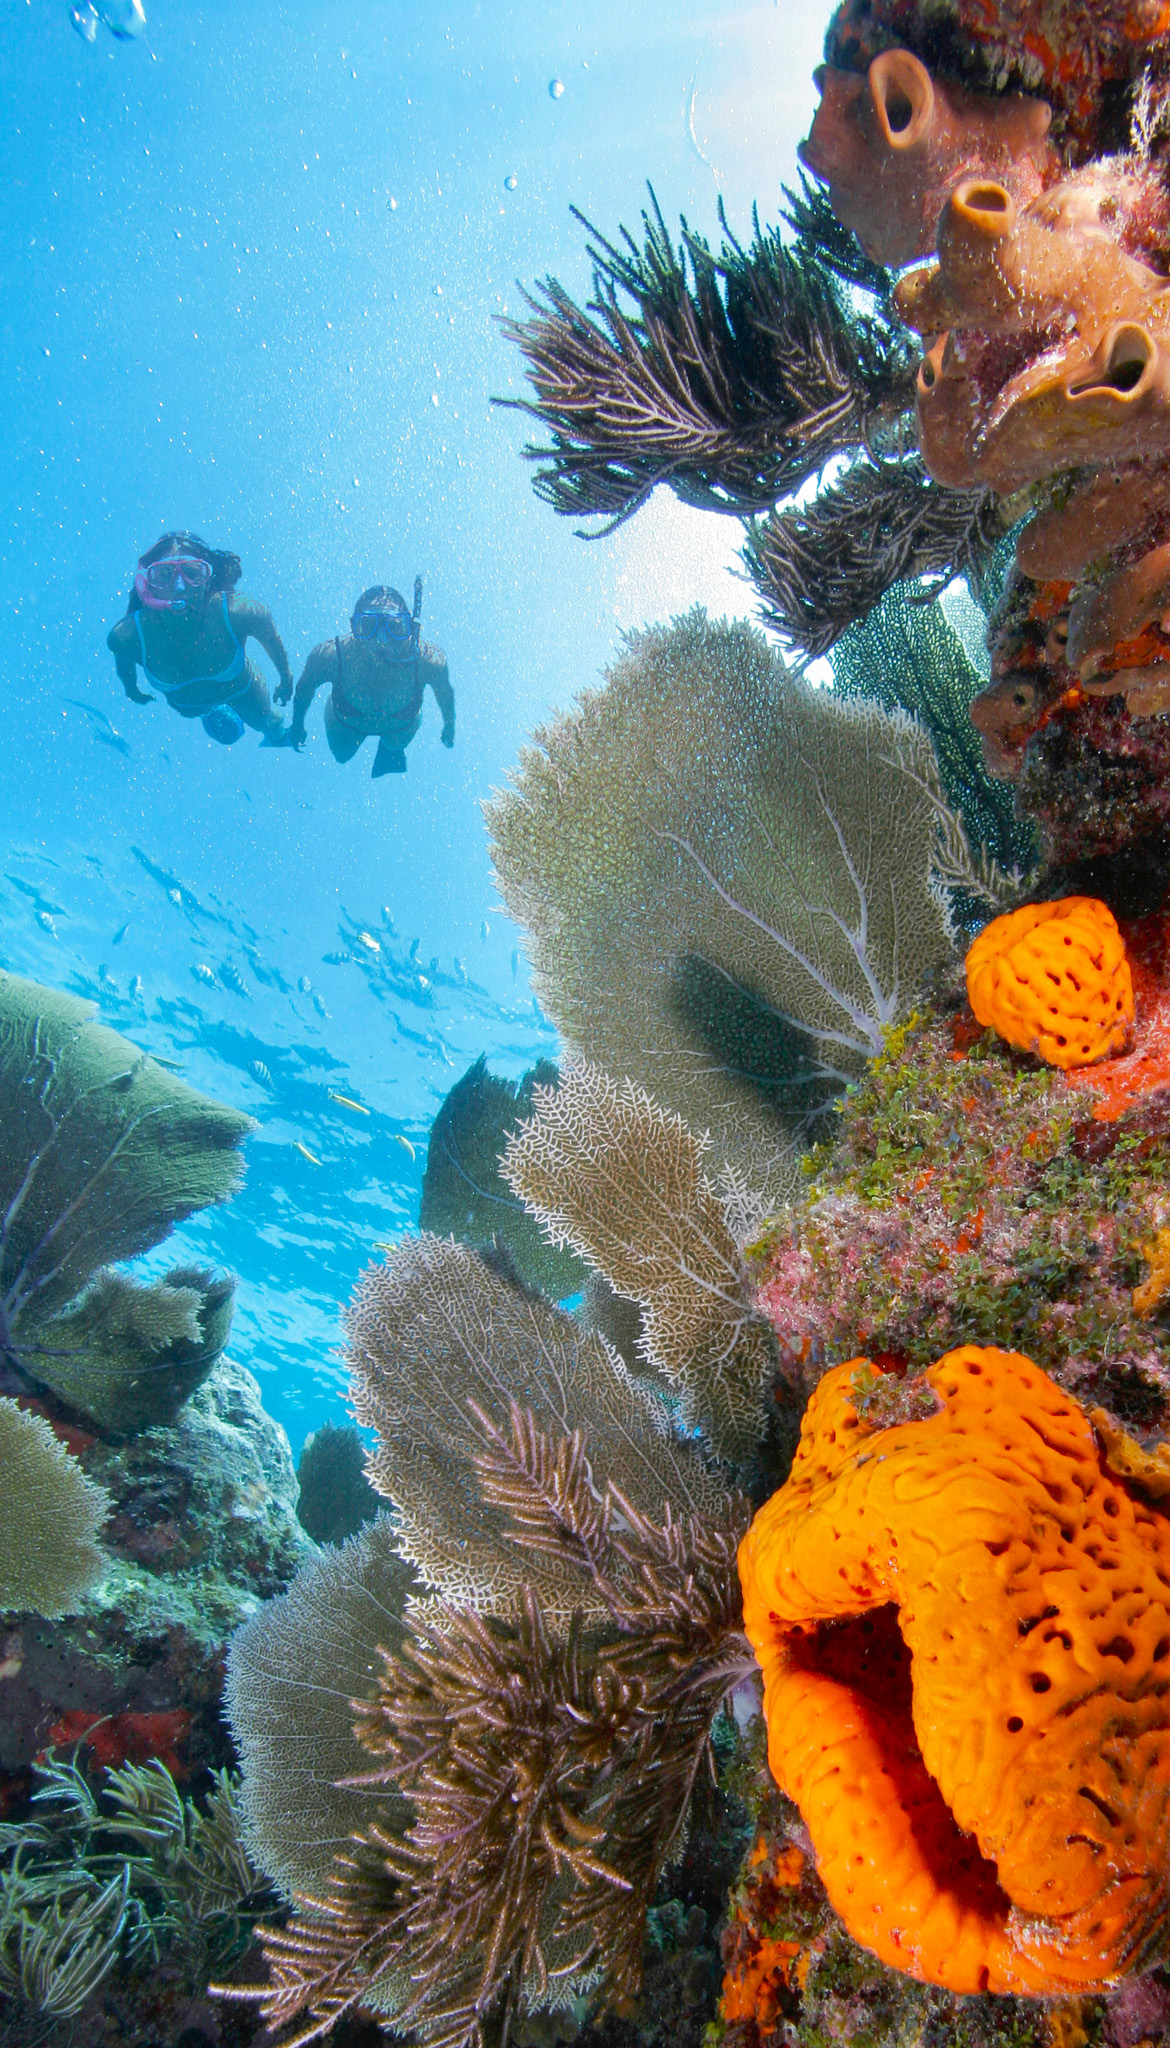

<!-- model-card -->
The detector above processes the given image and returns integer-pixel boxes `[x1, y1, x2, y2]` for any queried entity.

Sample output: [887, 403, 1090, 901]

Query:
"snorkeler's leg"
[323, 697, 364, 765]
[371, 715, 419, 778]
[372, 740, 408, 776]
[236, 662, 288, 743]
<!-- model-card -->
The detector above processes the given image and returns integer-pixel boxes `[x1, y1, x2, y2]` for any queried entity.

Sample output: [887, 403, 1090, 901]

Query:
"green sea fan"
[0, 975, 253, 1431]
[487, 609, 981, 1201]
[0, 1397, 109, 1618]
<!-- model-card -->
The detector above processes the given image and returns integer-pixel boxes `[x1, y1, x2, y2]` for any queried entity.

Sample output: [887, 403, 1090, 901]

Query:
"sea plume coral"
[501, 1060, 779, 1461]
[224, 1229, 753, 2047]
[739, 1344, 1170, 1995]
[498, 187, 915, 536]
[487, 610, 980, 1200]
[0, 974, 252, 1431]
[0, 1397, 109, 1617]
[742, 453, 1003, 659]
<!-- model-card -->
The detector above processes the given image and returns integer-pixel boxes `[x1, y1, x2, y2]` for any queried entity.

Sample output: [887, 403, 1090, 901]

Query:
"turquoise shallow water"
[0, 0, 820, 1454]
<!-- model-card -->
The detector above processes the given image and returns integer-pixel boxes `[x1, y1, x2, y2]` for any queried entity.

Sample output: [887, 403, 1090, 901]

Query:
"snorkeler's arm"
[289, 643, 336, 747]
[424, 645, 455, 747]
[107, 617, 154, 704]
[233, 598, 295, 704]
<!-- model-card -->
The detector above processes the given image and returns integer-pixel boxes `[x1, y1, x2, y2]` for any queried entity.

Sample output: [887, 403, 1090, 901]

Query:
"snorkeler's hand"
[288, 724, 308, 751]
[274, 678, 293, 706]
[441, 727, 455, 749]
[123, 681, 155, 705]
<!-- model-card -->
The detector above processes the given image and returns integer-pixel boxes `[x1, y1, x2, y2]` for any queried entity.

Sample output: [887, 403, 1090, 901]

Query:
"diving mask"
[352, 603, 418, 659]
[135, 555, 213, 609]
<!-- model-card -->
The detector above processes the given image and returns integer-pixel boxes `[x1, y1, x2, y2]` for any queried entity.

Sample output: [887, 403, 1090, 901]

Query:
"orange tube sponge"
[738, 1346, 1170, 1996]
[965, 896, 1133, 1069]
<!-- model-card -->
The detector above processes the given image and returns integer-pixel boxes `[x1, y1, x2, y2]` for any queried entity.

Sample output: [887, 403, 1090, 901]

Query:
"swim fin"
[202, 706, 246, 746]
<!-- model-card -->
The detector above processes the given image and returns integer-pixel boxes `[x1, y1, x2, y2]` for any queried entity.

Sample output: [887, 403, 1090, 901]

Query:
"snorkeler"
[107, 534, 294, 747]
[288, 581, 454, 776]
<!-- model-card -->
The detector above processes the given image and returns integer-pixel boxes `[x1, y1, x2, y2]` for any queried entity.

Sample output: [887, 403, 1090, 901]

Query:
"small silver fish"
[36, 912, 57, 935]
[356, 932, 381, 955]
[192, 963, 216, 985]
[393, 1134, 416, 1161]
[129, 975, 143, 999]
[329, 1091, 370, 1115]
[453, 956, 467, 984]
[298, 975, 312, 993]
[250, 1060, 272, 1086]
[294, 1140, 322, 1166]
[112, 920, 131, 945]
[480, 920, 490, 942]
[381, 907, 398, 936]
[168, 888, 182, 906]
[312, 993, 329, 1018]
[219, 963, 249, 997]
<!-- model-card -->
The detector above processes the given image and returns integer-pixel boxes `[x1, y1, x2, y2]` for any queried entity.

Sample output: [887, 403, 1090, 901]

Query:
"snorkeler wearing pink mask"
[106, 532, 294, 747]
[288, 581, 454, 776]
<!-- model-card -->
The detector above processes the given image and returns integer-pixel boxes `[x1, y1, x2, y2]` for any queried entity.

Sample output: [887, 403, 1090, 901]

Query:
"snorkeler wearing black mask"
[288, 581, 454, 776]
[107, 532, 294, 747]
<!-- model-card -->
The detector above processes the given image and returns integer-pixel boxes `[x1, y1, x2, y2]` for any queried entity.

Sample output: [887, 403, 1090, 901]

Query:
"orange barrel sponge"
[738, 1346, 1170, 1996]
[965, 896, 1133, 1068]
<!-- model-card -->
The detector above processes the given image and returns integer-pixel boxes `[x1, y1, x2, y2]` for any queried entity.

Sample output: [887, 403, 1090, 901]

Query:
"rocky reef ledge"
[0, 1358, 307, 1801]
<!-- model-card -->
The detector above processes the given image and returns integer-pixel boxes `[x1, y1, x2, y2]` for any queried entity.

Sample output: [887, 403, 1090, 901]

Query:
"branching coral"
[419, 1054, 588, 1301]
[0, 1397, 109, 1618]
[498, 186, 915, 536]
[501, 1060, 779, 1461]
[0, 975, 251, 1431]
[740, 1344, 1170, 1995]
[487, 611, 982, 1200]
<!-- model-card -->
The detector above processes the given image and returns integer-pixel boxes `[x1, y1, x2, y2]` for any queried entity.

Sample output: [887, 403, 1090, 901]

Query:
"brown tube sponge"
[1068, 539, 1170, 677]
[895, 179, 1166, 338]
[974, 321, 1170, 494]
[739, 1346, 1170, 1995]
[1017, 464, 1170, 582]
[799, 52, 1055, 268]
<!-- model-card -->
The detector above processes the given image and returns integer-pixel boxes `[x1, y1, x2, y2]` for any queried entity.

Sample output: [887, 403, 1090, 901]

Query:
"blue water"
[0, 0, 822, 1455]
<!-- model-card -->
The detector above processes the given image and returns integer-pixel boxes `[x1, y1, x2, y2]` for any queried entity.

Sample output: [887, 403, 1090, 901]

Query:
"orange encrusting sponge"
[965, 896, 1133, 1069]
[738, 1346, 1170, 1996]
